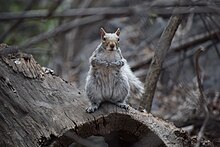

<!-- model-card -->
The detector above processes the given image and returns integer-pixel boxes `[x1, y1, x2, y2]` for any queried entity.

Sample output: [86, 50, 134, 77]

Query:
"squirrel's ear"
[115, 28, 120, 36]
[100, 28, 106, 39]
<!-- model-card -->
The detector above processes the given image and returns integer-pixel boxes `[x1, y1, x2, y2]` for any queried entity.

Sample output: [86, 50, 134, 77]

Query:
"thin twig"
[136, 42, 215, 79]
[195, 47, 206, 106]
[131, 30, 220, 71]
[199, 14, 220, 60]
[194, 47, 209, 147]
[172, 30, 220, 52]
[205, 14, 220, 59]
[164, 42, 214, 69]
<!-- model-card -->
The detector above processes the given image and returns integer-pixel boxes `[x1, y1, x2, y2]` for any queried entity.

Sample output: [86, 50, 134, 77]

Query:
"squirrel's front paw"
[110, 60, 124, 68]
[91, 59, 100, 66]
[91, 59, 108, 67]
[86, 105, 98, 113]
[116, 60, 124, 67]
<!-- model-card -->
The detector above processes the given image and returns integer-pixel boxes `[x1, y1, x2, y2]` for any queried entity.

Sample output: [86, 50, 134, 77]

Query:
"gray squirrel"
[85, 28, 144, 113]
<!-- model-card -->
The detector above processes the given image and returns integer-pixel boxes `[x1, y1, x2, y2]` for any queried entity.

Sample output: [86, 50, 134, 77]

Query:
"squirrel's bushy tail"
[122, 61, 144, 108]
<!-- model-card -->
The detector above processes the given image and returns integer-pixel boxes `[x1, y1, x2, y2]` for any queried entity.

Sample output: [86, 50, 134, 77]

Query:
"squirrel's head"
[100, 28, 120, 51]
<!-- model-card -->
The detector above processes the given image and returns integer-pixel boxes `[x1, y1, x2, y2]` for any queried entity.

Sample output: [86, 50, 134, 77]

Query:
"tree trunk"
[0, 44, 191, 147]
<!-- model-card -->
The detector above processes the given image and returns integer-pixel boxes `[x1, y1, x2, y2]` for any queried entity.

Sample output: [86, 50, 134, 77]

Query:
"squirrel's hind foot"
[116, 102, 129, 110]
[86, 104, 99, 113]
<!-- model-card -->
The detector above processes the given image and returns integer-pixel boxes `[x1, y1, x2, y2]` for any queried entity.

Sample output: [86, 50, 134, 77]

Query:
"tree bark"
[0, 44, 191, 147]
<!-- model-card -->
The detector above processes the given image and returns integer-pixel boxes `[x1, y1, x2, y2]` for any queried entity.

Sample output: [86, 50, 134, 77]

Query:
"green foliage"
[3, 19, 57, 44]
[0, 0, 23, 12]
[0, 0, 59, 65]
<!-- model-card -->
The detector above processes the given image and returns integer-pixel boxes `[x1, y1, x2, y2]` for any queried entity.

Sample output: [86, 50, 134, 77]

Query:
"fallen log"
[0, 44, 192, 147]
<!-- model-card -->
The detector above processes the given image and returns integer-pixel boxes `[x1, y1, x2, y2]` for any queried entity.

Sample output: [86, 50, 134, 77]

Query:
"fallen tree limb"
[0, 44, 192, 147]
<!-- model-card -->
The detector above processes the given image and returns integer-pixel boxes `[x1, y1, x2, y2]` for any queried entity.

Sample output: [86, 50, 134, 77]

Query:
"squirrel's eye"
[118, 38, 120, 41]
[103, 38, 106, 41]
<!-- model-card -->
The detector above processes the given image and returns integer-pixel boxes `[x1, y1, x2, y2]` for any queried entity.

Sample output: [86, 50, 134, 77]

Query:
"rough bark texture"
[139, 14, 183, 112]
[0, 44, 191, 147]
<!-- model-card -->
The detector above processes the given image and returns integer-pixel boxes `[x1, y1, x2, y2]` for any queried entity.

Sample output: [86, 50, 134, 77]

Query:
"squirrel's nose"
[110, 44, 115, 49]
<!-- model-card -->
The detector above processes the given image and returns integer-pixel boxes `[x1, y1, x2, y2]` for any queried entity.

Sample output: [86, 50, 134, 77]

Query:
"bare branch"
[199, 14, 220, 60]
[0, 0, 36, 42]
[195, 47, 206, 106]
[0, 5, 219, 21]
[149, 6, 220, 15]
[65, 0, 93, 61]
[19, 16, 103, 50]
[172, 30, 220, 52]
[46, 0, 63, 17]
[0, 0, 63, 42]
[131, 30, 220, 71]
[0, 7, 133, 21]
[139, 10, 183, 112]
